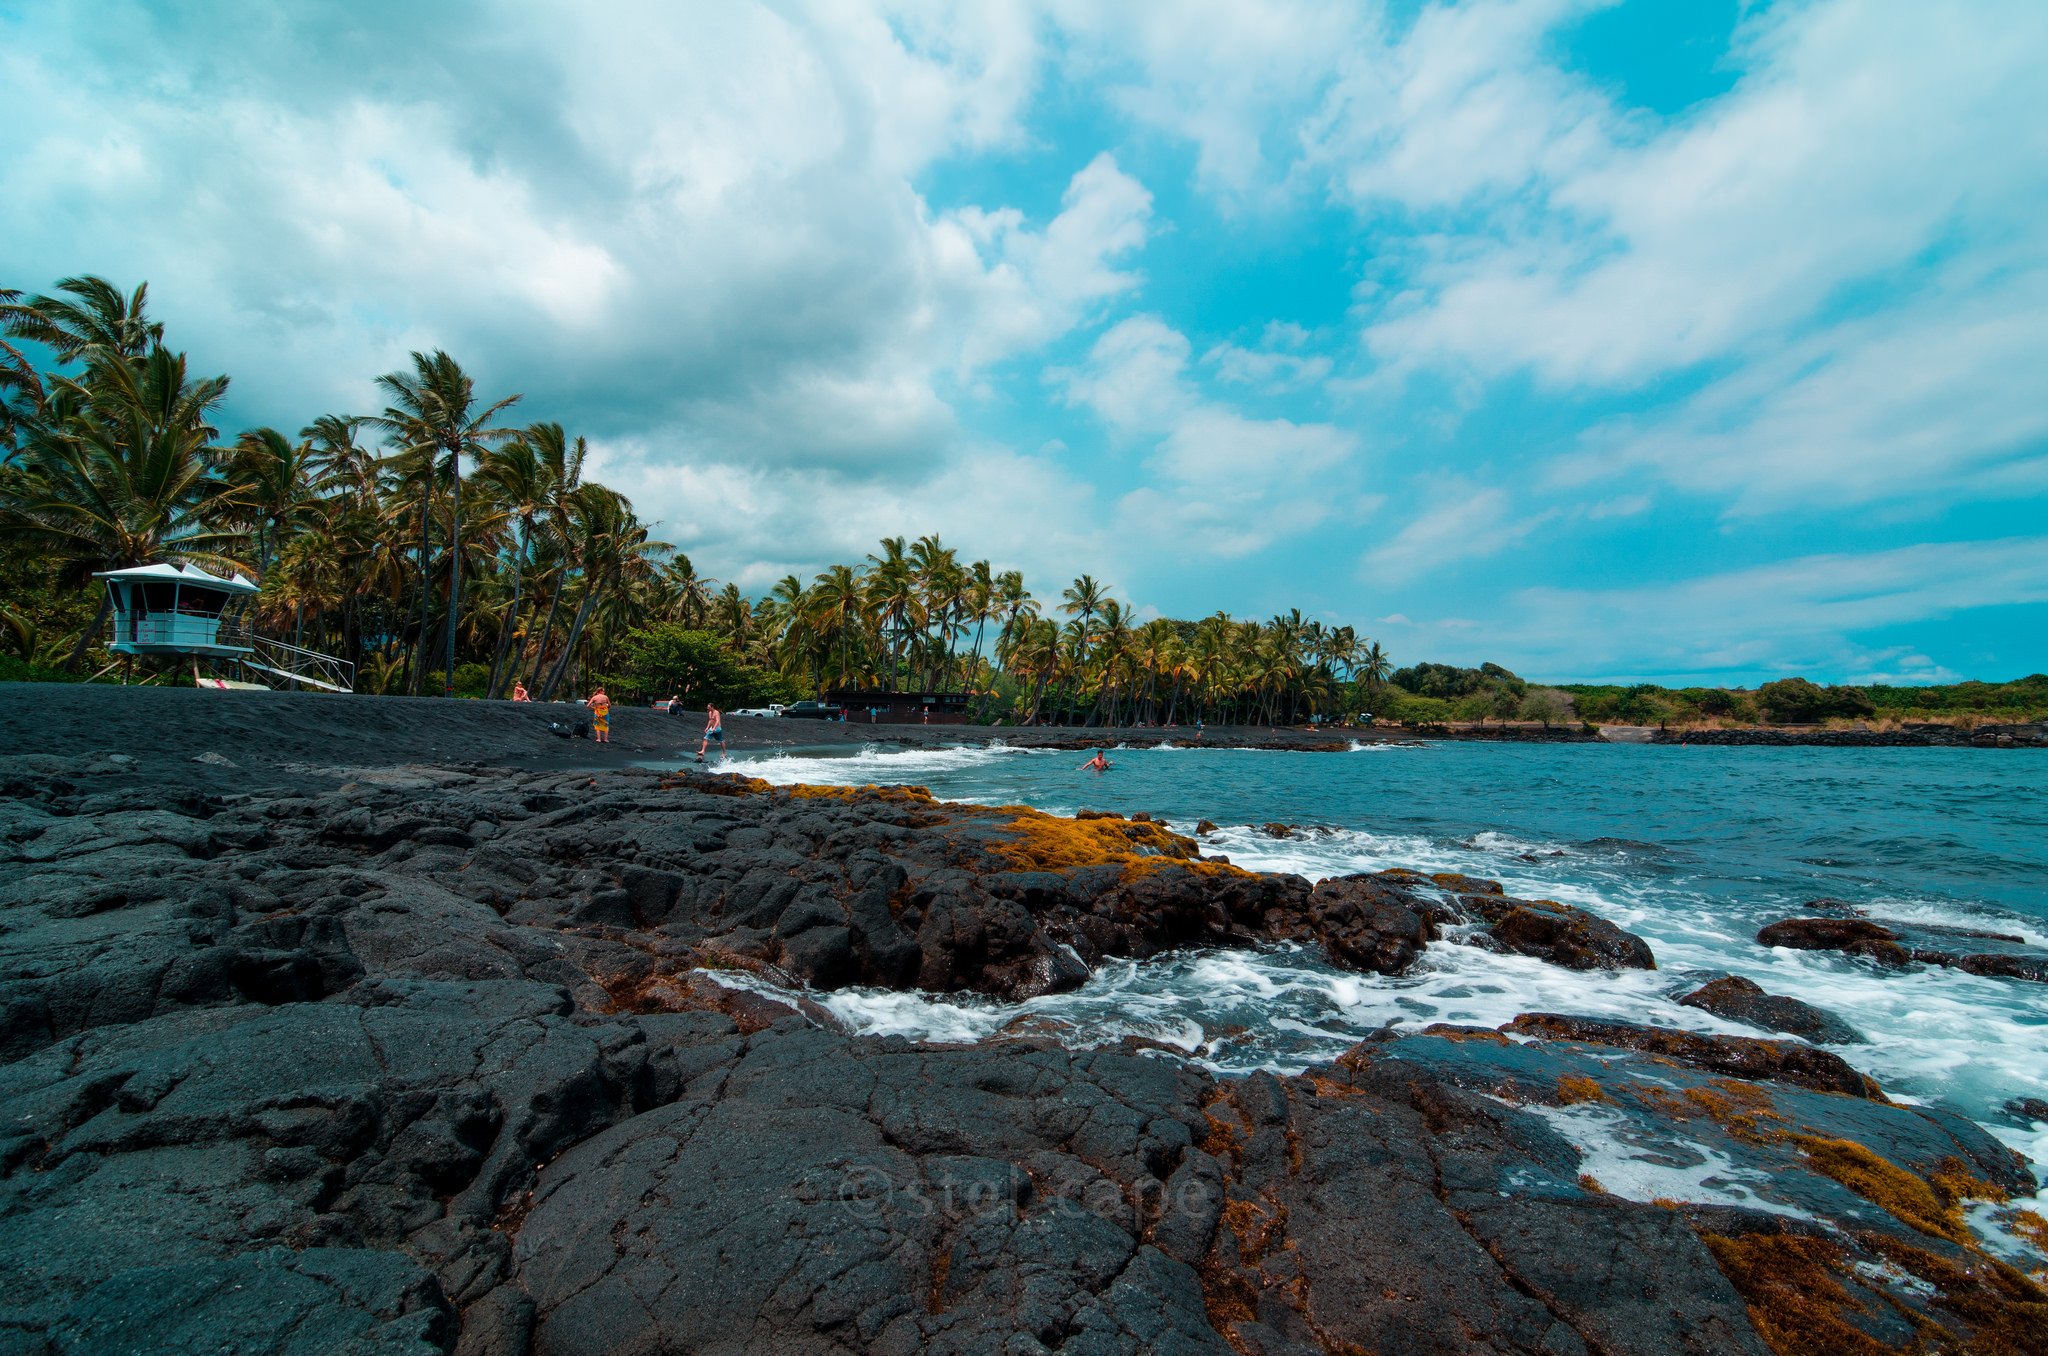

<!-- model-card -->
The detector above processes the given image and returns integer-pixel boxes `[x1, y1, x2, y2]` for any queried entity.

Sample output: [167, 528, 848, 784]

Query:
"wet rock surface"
[1, 732, 2043, 1353]
[1678, 975, 1865, 1044]
[1759, 914, 2048, 984]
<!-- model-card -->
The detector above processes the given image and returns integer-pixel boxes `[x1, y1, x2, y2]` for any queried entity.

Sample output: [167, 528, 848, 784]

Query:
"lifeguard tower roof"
[95, 562, 259, 594]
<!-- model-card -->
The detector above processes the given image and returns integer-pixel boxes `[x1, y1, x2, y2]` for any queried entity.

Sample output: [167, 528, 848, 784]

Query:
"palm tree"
[866, 536, 914, 684]
[1358, 640, 1391, 688]
[536, 485, 657, 699]
[0, 289, 48, 452]
[222, 427, 321, 577]
[1056, 575, 1107, 724]
[4, 276, 163, 365]
[960, 559, 995, 697]
[522, 430, 589, 687]
[714, 582, 752, 647]
[476, 425, 557, 697]
[303, 414, 375, 499]
[368, 351, 520, 697]
[809, 563, 865, 690]
[0, 345, 239, 667]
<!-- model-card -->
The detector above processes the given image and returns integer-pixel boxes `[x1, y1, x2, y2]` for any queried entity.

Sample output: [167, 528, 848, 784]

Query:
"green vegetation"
[1373, 662, 1581, 728]
[1560, 674, 2048, 726]
[600, 626, 801, 707]
[0, 273, 1388, 724]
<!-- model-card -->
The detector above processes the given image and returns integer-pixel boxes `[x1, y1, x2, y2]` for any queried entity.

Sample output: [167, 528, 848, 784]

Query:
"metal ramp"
[235, 635, 356, 694]
[236, 659, 352, 693]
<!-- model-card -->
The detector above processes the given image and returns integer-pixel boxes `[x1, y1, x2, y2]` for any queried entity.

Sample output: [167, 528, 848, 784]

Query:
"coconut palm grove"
[1, 276, 1404, 724]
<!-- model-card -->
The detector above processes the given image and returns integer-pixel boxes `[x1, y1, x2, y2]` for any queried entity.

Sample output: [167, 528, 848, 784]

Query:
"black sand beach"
[0, 683, 1416, 790]
[2, 682, 2043, 1353]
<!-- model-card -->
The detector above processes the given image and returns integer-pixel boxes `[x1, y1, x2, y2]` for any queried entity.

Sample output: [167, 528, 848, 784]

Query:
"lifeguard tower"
[93, 562, 355, 692]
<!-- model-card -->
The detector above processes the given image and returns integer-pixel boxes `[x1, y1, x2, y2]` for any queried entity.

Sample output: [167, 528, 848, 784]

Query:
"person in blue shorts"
[696, 703, 725, 762]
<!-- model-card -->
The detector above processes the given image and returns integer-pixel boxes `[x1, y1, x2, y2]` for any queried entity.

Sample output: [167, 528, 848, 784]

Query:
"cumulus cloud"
[1377, 537, 2048, 681]
[1362, 484, 1551, 584]
[1058, 317, 1362, 557]
[1324, 0, 2048, 516]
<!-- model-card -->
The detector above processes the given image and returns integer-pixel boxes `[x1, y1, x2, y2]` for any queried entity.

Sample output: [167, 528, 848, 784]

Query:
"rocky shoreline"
[2, 687, 2046, 1353]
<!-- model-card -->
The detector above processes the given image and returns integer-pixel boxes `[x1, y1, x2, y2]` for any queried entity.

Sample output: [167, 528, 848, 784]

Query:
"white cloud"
[1352, 1, 2048, 384]
[1363, 484, 1550, 583]
[1059, 316, 1363, 557]
[1556, 269, 2048, 512]
[582, 436, 1115, 595]
[0, 2, 1124, 461]
[1376, 536, 2048, 681]
[931, 152, 1153, 374]
[1203, 325, 1333, 392]
[1314, 0, 2048, 520]
[1046, 0, 1364, 200]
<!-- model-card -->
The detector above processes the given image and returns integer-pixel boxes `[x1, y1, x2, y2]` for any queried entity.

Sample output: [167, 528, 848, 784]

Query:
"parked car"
[731, 704, 785, 718]
[781, 701, 845, 720]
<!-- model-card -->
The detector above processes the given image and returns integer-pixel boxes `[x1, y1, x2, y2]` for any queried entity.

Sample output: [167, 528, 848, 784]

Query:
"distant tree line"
[0, 274, 1395, 724]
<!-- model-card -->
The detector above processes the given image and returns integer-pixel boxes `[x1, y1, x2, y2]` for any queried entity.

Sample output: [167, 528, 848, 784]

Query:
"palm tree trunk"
[64, 592, 113, 673]
[407, 490, 433, 695]
[442, 448, 461, 697]
[527, 564, 568, 689]
[539, 576, 601, 701]
[486, 521, 529, 698]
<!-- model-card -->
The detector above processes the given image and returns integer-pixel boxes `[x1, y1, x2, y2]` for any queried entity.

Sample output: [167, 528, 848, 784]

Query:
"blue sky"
[4, 0, 2045, 684]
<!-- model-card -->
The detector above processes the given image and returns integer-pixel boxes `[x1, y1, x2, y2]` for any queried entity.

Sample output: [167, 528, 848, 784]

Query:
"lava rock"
[1757, 917, 1910, 966]
[1678, 975, 1864, 1044]
[1504, 1013, 1885, 1098]
[1459, 894, 1658, 970]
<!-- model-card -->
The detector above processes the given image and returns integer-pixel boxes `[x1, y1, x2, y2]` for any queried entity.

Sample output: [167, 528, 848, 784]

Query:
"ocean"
[704, 739, 2048, 1177]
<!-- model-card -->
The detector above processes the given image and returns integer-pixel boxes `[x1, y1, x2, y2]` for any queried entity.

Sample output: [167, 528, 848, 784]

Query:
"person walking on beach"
[511, 682, 530, 702]
[588, 687, 612, 744]
[697, 703, 724, 762]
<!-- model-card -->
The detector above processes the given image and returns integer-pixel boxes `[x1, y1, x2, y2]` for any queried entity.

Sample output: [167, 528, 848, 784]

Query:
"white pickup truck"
[730, 703, 786, 718]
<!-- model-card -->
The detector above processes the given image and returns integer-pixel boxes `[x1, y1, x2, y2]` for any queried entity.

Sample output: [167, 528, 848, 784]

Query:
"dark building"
[825, 690, 975, 725]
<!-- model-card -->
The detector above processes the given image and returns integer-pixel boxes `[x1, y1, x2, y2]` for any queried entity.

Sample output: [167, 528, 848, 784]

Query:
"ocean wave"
[735, 742, 1052, 786]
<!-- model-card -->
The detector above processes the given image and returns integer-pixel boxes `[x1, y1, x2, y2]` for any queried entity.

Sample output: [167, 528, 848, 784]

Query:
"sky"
[3, 0, 2045, 685]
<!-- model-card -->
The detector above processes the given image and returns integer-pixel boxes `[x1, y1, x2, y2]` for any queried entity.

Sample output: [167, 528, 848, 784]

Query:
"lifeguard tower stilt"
[94, 563, 356, 693]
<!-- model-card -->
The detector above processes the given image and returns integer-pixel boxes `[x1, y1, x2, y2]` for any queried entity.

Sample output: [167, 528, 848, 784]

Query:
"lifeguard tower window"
[137, 583, 224, 615]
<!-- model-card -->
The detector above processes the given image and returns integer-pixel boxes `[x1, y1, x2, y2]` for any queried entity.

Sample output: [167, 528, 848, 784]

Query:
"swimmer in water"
[1080, 751, 1110, 773]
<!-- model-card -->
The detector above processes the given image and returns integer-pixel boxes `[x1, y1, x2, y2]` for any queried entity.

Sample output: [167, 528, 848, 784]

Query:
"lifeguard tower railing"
[102, 614, 357, 693]
[241, 630, 356, 694]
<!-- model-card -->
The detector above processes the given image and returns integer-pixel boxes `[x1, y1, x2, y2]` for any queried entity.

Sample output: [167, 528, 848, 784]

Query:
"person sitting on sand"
[1080, 751, 1110, 773]
[587, 687, 612, 745]
[696, 703, 724, 762]
[511, 682, 530, 702]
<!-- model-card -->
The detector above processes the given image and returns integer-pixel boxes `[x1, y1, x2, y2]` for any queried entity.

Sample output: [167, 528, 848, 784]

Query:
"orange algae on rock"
[664, 772, 772, 796]
[1858, 1231, 2048, 1353]
[1701, 1233, 1893, 1356]
[987, 805, 1249, 879]
[784, 782, 937, 804]
[1789, 1135, 1972, 1244]
[1555, 1074, 1609, 1105]
[2012, 1208, 2048, 1256]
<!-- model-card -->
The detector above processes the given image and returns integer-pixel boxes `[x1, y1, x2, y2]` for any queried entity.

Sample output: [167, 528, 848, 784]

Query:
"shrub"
[1757, 677, 1873, 723]
[600, 625, 802, 707]
[0, 655, 85, 683]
